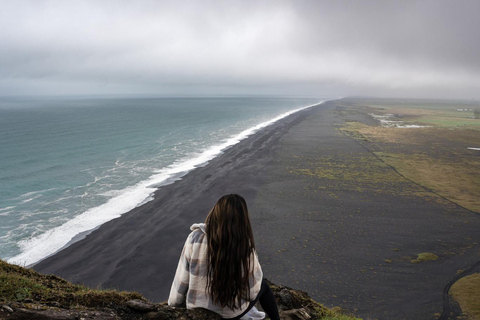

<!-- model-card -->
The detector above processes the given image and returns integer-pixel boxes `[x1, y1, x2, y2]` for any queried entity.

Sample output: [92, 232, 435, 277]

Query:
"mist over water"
[0, 96, 322, 265]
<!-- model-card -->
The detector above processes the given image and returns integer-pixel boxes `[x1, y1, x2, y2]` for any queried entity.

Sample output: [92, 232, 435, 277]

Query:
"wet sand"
[34, 100, 480, 320]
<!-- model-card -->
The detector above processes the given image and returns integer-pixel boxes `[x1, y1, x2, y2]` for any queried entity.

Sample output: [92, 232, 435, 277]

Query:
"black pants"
[232, 278, 280, 320]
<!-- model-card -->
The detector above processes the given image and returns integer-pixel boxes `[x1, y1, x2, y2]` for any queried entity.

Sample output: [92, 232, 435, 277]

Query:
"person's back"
[168, 194, 280, 320]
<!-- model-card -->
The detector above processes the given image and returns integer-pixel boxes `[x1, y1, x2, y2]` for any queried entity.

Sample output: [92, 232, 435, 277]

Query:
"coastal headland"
[34, 99, 480, 320]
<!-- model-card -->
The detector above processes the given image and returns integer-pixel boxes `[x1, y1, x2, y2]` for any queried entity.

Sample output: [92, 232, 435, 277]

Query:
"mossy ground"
[340, 98, 480, 128]
[337, 100, 480, 213]
[336, 98, 480, 319]
[1, 259, 360, 319]
[289, 152, 428, 199]
[449, 273, 480, 320]
[410, 252, 439, 264]
[0, 259, 143, 308]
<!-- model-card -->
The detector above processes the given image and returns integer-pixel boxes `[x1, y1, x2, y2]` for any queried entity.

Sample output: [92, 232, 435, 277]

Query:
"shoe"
[240, 306, 265, 320]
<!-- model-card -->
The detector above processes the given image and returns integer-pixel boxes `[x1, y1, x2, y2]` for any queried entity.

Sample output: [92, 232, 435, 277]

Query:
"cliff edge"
[0, 260, 357, 320]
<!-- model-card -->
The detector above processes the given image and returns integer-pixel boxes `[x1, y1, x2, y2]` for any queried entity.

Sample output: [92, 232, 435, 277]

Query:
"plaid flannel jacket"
[168, 223, 263, 318]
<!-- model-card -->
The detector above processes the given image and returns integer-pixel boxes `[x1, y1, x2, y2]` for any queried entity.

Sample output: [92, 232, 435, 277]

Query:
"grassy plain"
[338, 98, 480, 213]
[337, 98, 480, 319]
[346, 98, 480, 128]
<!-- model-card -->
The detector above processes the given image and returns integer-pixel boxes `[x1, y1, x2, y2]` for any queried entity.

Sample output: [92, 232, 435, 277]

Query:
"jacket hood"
[190, 223, 206, 234]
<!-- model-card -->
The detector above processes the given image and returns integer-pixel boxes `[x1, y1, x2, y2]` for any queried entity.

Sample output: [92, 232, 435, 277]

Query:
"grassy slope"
[0, 259, 143, 308]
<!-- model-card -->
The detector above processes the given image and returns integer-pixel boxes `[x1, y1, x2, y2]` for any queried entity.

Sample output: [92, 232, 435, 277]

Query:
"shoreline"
[33, 99, 480, 320]
[33, 101, 325, 298]
[10, 100, 323, 267]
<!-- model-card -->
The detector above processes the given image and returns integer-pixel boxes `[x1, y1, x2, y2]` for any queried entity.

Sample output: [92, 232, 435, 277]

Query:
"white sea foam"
[13, 188, 57, 200]
[0, 206, 16, 213]
[8, 101, 323, 266]
[21, 195, 42, 204]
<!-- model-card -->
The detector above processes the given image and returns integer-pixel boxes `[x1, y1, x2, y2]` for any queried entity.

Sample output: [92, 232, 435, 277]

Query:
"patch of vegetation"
[288, 147, 432, 201]
[0, 259, 143, 308]
[410, 253, 439, 264]
[341, 98, 480, 128]
[339, 113, 480, 213]
[0, 260, 360, 319]
[474, 109, 480, 119]
[372, 151, 480, 212]
[449, 273, 480, 320]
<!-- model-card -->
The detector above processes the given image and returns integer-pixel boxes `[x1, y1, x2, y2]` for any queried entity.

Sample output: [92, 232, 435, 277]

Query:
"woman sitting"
[168, 194, 280, 319]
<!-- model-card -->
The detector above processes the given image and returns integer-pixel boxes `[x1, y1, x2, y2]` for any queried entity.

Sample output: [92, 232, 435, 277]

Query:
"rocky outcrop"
[0, 281, 333, 320]
[1, 258, 347, 319]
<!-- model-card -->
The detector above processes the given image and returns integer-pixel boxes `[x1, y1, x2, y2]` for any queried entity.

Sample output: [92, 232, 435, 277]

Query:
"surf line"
[8, 100, 326, 267]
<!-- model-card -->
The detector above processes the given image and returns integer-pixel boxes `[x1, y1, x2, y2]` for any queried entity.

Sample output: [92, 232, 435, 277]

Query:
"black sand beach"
[34, 100, 480, 320]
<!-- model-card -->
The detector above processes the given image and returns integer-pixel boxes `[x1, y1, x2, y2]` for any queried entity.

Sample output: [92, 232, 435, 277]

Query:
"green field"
[345, 98, 480, 128]
[338, 98, 480, 213]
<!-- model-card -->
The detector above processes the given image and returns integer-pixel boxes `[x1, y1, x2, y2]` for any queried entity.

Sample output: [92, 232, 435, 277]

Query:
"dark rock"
[281, 308, 312, 320]
[0, 281, 333, 320]
[277, 288, 294, 309]
[146, 311, 168, 319]
[4, 305, 117, 320]
[46, 301, 61, 308]
[126, 299, 157, 312]
[1, 304, 14, 313]
[269, 281, 329, 319]
[186, 308, 222, 319]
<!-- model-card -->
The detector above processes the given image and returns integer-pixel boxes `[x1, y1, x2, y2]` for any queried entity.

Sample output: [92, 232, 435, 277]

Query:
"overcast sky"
[1, 0, 479, 99]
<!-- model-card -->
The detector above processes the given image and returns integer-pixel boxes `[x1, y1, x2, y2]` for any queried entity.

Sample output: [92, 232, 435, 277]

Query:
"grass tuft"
[410, 252, 439, 264]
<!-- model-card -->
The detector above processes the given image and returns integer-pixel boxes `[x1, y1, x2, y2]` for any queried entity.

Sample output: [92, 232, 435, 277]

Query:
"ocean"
[0, 96, 323, 266]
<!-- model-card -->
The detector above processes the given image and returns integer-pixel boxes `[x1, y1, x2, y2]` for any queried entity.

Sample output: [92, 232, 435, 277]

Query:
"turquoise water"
[0, 96, 323, 265]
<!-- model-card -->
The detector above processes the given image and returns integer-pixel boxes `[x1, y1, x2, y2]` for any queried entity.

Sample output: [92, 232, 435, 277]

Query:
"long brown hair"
[205, 194, 256, 310]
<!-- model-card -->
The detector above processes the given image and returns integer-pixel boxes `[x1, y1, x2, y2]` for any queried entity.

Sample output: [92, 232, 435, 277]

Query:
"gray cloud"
[0, 0, 479, 98]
